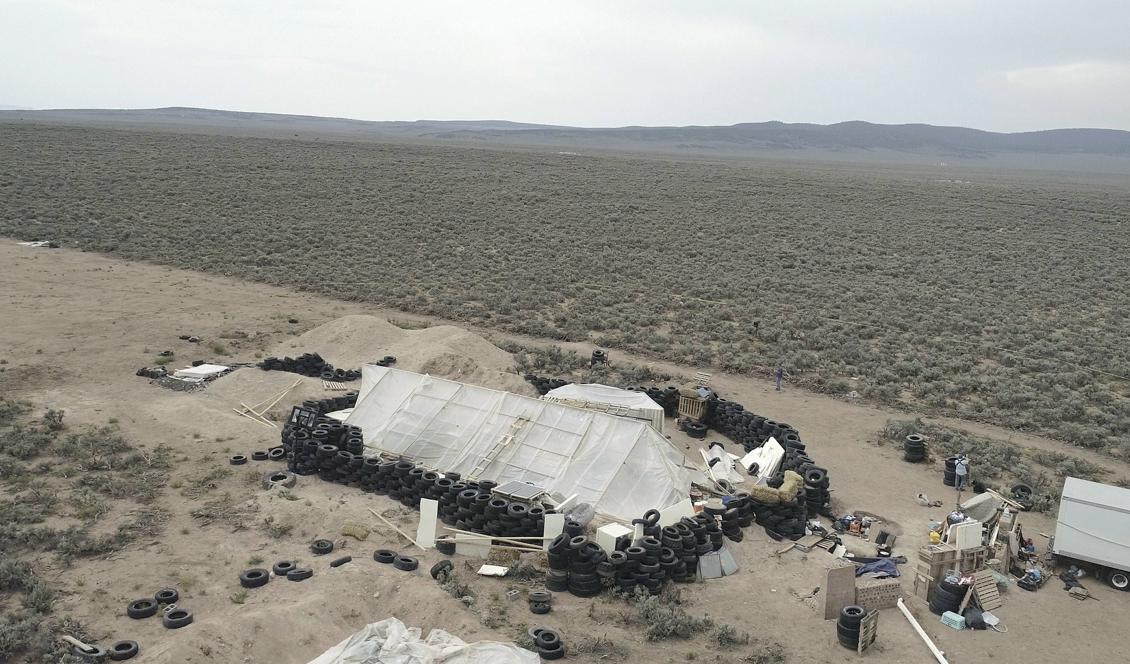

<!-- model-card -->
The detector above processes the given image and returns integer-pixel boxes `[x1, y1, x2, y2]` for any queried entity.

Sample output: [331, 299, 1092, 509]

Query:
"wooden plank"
[824, 566, 857, 621]
[972, 570, 1003, 610]
[956, 585, 974, 614]
[857, 610, 879, 654]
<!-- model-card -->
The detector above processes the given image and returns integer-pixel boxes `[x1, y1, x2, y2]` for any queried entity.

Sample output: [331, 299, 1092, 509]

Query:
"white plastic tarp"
[172, 363, 229, 379]
[308, 617, 539, 664]
[543, 383, 665, 432]
[347, 366, 693, 522]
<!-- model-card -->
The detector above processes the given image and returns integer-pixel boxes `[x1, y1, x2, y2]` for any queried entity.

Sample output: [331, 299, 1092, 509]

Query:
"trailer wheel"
[1108, 569, 1130, 591]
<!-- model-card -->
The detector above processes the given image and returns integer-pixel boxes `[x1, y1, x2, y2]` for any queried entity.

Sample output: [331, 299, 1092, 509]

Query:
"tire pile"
[904, 434, 927, 462]
[282, 405, 550, 539]
[545, 520, 605, 597]
[836, 604, 865, 650]
[749, 488, 808, 540]
[437, 480, 549, 537]
[929, 578, 966, 615]
[523, 374, 571, 396]
[705, 399, 801, 453]
[259, 351, 394, 381]
[943, 455, 958, 487]
[633, 385, 680, 417]
[706, 397, 833, 518]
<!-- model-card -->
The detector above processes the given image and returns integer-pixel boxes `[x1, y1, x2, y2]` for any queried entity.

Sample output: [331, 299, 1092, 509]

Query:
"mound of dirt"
[269, 315, 534, 394]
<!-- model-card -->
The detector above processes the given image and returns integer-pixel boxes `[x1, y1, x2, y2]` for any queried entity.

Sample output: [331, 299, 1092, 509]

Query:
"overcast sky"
[2, 0, 1128, 131]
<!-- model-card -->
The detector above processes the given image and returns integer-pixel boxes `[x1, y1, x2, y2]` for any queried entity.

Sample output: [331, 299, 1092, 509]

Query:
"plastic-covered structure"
[347, 366, 693, 522]
[543, 382, 665, 432]
[307, 617, 539, 664]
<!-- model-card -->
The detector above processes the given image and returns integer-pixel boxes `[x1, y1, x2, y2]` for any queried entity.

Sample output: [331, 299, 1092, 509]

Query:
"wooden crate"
[678, 395, 706, 421]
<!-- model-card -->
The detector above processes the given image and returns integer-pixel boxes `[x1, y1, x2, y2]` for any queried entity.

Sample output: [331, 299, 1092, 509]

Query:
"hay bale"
[777, 470, 803, 500]
[749, 485, 781, 505]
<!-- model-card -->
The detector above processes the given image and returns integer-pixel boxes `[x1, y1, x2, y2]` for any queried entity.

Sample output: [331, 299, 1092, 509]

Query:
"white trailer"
[1051, 477, 1130, 591]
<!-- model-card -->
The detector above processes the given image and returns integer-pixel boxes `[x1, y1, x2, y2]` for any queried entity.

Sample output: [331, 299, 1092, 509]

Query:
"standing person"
[954, 454, 970, 492]
[774, 366, 784, 391]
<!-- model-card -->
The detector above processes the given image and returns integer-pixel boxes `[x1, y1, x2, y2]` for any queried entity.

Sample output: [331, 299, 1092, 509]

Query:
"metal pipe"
[896, 597, 948, 664]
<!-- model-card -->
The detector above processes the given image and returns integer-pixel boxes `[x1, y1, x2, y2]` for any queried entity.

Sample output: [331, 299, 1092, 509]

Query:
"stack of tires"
[711, 495, 755, 542]
[904, 434, 927, 462]
[943, 456, 959, 487]
[930, 578, 966, 615]
[284, 412, 549, 540]
[636, 386, 679, 417]
[704, 399, 800, 453]
[802, 467, 831, 517]
[259, 352, 362, 381]
[591, 349, 608, 365]
[545, 532, 606, 598]
[753, 495, 808, 541]
[836, 605, 865, 650]
[523, 374, 571, 396]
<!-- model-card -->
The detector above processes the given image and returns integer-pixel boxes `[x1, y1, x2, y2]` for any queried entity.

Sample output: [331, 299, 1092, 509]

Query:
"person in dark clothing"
[775, 366, 784, 391]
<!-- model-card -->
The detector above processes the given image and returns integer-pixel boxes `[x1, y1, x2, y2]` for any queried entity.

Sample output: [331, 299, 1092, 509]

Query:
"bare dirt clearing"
[1, 244, 1128, 663]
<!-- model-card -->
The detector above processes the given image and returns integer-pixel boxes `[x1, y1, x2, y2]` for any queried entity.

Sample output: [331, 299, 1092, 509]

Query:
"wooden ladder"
[467, 417, 528, 481]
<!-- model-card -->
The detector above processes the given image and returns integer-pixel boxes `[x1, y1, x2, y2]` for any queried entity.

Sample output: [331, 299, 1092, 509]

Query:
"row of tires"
[259, 352, 365, 381]
[282, 413, 552, 540]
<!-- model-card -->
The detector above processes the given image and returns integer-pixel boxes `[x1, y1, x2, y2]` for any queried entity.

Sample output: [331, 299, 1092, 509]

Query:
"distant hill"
[3, 107, 1129, 171]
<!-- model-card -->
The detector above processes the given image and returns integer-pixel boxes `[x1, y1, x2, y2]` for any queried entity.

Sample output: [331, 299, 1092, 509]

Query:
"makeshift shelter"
[347, 366, 693, 522]
[542, 383, 665, 432]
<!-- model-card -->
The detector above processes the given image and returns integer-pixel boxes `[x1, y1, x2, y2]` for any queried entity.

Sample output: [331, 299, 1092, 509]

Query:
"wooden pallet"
[857, 610, 879, 654]
[972, 569, 1002, 610]
[322, 379, 349, 391]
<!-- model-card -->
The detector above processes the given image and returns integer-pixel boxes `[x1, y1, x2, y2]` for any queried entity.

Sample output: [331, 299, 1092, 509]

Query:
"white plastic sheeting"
[543, 383, 665, 432]
[307, 617, 539, 664]
[347, 366, 693, 522]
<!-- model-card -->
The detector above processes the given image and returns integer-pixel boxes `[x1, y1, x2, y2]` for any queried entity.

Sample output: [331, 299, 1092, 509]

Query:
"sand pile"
[269, 315, 534, 394]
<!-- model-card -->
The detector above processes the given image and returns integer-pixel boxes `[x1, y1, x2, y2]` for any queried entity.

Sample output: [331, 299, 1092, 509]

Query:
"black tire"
[268, 447, 287, 460]
[538, 642, 565, 660]
[431, 560, 454, 579]
[686, 423, 707, 439]
[839, 605, 865, 628]
[535, 630, 562, 649]
[286, 567, 314, 581]
[528, 589, 553, 604]
[330, 556, 352, 568]
[162, 608, 194, 629]
[1106, 569, 1130, 591]
[229, 455, 248, 465]
[643, 509, 662, 525]
[251, 451, 269, 461]
[836, 622, 860, 639]
[127, 598, 158, 619]
[529, 601, 551, 615]
[239, 568, 270, 588]
[154, 587, 179, 604]
[933, 586, 962, 606]
[837, 632, 859, 649]
[393, 556, 419, 571]
[272, 561, 296, 576]
[374, 549, 397, 564]
[310, 539, 334, 555]
[262, 470, 297, 489]
[1011, 483, 1033, 499]
[937, 578, 964, 595]
[73, 644, 108, 662]
[108, 640, 139, 661]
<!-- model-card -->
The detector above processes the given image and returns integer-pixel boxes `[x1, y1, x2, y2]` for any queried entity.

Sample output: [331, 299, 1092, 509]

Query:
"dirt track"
[2, 242, 1128, 664]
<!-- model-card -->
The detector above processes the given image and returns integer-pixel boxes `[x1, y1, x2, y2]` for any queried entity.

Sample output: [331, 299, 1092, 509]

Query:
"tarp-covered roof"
[347, 366, 693, 522]
[543, 383, 664, 432]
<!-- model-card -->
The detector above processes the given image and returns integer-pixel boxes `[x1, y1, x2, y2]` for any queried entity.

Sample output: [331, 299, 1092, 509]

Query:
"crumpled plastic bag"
[307, 617, 540, 664]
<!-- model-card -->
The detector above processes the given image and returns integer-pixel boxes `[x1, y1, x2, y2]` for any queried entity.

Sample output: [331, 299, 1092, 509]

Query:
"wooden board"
[972, 569, 1003, 610]
[857, 610, 879, 654]
[956, 584, 974, 614]
[825, 565, 857, 621]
